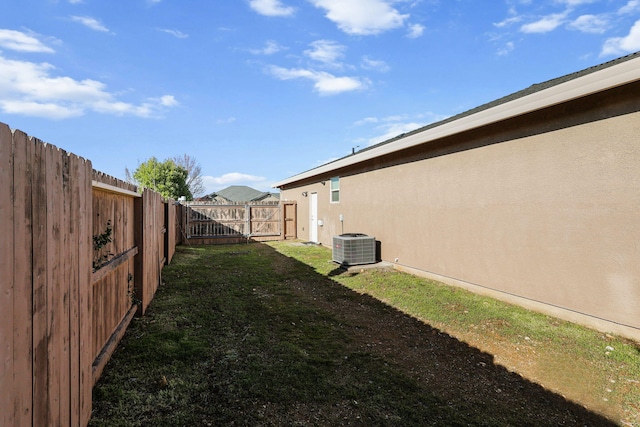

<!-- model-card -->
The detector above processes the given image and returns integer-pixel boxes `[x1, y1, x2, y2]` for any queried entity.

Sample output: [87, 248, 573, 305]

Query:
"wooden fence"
[0, 122, 177, 427]
[177, 201, 297, 245]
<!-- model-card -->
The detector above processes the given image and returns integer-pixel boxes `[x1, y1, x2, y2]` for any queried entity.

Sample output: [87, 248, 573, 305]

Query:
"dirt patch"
[268, 247, 618, 426]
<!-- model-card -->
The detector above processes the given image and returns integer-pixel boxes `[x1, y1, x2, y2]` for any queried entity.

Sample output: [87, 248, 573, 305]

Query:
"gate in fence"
[180, 201, 296, 243]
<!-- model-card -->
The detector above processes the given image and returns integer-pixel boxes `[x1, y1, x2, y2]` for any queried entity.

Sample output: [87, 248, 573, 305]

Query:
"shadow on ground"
[90, 243, 617, 427]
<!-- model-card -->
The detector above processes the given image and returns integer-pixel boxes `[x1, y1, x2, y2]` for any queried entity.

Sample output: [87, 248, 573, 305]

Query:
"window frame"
[329, 177, 340, 204]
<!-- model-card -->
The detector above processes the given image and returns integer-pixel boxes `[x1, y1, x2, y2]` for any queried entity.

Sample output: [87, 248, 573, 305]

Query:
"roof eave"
[273, 55, 640, 189]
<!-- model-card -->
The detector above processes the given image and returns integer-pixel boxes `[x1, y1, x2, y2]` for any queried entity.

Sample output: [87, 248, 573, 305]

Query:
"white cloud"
[367, 122, 424, 145]
[304, 40, 346, 66]
[601, 19, 640, 56]
[407, 23, 425, 38]
[0, 100, 83, 119]
[0, 55, 178, 119]
[497, 41, 515, 56]
[313, 156, 340, 167]
[556, 0, 597, 5]
[520, 12, 568, 33]
[354, 112, 447, 146]
[216, 117, 237, 124]
[249, 0, 295, 17]
[309, 0, 409, 35]
[493, 15, 522, 28]
[415, 111, 448, 122]
[159, 29, 189, 39]
[0, 29, 55, 53]
[619, 0, 640, 14]
[202, 173, 267, 193]
[70, 16, 110, 32]
[249, 40, 286, 55]
[268, 65, 368, 95]
[382, 114, 407, 122]
[568, 14, 608, 33]
[360, 56, 390, 72]
[354, 116, 379, 126]
[92, 99, 157, 117]
[158, 95, 179, 107]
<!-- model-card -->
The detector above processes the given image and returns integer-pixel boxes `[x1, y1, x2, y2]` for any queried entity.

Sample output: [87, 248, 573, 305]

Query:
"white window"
[330, 177, 340, 203]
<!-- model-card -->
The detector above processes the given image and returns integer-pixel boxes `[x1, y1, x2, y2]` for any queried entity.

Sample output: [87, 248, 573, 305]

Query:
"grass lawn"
[90, 242, 639, 426]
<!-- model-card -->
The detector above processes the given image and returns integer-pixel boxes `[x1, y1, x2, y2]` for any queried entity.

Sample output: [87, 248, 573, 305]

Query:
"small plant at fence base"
[127, 273, 141, 307]
[93, 220, 113, 270]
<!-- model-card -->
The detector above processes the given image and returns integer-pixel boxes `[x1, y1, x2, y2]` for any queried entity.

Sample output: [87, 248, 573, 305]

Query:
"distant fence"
[0, 122, 177, 427]
[177, 201, 297, 245]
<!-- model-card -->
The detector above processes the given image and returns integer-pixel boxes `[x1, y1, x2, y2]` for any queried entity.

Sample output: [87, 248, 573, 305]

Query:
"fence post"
[245, 204, 250, 238]
[166, 201, 176, 264]
[164, 199, 171, 265]
[133, 191, 145, 315]
[134, 189, 163, 315]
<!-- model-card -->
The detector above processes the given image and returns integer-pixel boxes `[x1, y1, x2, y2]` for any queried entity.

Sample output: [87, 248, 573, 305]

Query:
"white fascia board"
[273, 56, 640, 189]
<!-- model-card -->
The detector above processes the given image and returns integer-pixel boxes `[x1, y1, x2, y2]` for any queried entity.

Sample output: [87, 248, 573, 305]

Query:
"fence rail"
[0, 122, 178, 427]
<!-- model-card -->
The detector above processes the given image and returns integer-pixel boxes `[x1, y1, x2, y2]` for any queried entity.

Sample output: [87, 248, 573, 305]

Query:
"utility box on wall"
[332, 233, 376, 266]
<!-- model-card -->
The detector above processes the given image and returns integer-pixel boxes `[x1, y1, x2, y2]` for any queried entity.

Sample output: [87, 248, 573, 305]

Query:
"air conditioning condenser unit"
[332, 233, 376, 266]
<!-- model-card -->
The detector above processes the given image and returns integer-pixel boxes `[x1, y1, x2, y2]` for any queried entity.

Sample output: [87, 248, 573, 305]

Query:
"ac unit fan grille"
[332, 233, 376, 265]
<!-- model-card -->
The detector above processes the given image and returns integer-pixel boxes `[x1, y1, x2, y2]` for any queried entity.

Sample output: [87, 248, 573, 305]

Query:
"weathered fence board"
[67, 149, 85, 426]
[78, 154, 94, 426]
[45, 143, 63, 426]
[1, 121, 177, 427]
[68, 153, 80, 427]
[14, 129, 33, 426]
[31, 137, 49, 426]
[1, 121, 16, 427]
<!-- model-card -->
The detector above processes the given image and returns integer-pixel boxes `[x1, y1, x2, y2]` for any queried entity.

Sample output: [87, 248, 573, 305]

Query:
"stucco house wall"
[276, 54, 640, 341]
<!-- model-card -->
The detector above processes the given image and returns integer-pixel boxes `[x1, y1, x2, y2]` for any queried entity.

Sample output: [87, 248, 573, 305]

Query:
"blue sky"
[1, 0, 639, 195]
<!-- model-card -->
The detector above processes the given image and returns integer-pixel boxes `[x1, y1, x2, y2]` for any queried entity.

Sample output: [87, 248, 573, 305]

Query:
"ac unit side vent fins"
[332, 233, 376, 266]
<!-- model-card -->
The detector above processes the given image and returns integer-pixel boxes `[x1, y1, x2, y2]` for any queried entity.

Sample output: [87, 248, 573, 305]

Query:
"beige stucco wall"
[280, 87, 640, 340]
